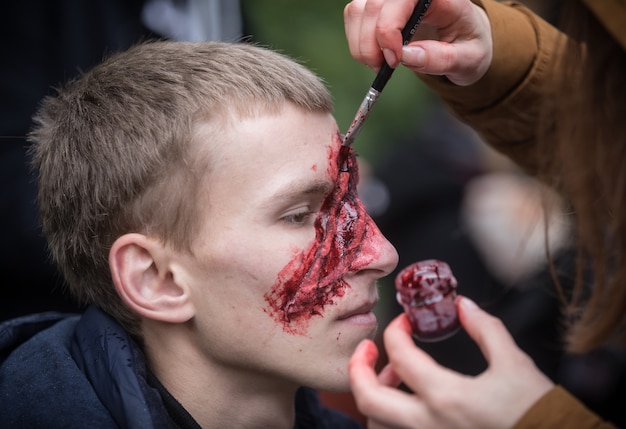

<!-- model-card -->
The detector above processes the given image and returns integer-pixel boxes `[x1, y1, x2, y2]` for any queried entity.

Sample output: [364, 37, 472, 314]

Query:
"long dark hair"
[542, 1, 626, 353]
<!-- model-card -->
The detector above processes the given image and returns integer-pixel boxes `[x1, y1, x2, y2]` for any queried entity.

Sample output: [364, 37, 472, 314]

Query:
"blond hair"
[29, 40, 333, 336]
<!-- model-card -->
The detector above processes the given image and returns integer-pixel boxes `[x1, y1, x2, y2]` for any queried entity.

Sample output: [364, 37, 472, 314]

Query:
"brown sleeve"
[417, 0, 568, 173]
[512, 386, 618, 429]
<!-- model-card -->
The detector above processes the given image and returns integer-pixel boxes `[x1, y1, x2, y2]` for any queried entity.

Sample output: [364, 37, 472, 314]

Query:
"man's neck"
[143, 324, 299, 428]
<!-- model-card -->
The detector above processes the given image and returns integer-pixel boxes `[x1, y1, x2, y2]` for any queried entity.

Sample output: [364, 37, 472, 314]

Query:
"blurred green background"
[240, 0, 435, 167]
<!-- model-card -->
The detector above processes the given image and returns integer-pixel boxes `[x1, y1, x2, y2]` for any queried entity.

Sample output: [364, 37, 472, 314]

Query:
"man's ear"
[109, 233, 194, 323]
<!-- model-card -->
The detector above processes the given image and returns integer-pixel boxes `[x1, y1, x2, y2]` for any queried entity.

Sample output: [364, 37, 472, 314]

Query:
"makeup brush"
[342, 0, 433, 151]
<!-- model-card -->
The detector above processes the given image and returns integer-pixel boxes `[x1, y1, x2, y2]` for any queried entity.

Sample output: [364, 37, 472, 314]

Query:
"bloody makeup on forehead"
[264, 132, 379, 334]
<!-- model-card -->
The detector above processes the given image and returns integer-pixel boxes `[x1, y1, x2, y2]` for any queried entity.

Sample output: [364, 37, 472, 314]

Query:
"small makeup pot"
[395, 260, 460, 342]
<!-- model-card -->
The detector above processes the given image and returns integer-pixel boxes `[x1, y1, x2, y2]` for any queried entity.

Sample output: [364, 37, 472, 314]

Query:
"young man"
[0, 40, 398, 428]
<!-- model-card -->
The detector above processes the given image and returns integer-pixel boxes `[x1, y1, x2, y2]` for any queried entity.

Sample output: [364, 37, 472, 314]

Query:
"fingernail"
[382, 48, 397, 67]
[460, 296, 479, 311]
[402, 46, 425, 67]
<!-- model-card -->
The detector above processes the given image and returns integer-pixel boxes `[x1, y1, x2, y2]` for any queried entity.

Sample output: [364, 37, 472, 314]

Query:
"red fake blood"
[264, 139, 377, 335]
[395, 260, 460, 342]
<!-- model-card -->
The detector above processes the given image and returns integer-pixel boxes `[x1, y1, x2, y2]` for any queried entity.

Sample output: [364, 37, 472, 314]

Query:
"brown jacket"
[417, 1, 624, 428]
[421, 0, 625, 172]
[419, 0, 565, 174]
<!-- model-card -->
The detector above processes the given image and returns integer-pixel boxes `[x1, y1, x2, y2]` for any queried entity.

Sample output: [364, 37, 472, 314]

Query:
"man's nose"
[352, 213, 399, 278]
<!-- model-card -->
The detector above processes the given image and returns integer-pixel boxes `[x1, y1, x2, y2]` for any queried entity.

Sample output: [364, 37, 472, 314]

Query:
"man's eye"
[281, 210, 315, 226]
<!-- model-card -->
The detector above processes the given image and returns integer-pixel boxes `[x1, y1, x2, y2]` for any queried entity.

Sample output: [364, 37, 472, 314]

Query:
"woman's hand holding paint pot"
[349, 296, 554, 429]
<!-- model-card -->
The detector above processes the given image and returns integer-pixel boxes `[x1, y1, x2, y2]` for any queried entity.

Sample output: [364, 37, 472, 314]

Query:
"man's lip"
[337, 301, 377, 320]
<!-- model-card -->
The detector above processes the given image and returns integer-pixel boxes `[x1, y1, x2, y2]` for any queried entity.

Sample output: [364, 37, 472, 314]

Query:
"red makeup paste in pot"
[395, 260, 460, 342]
[264, 140, 378, 335]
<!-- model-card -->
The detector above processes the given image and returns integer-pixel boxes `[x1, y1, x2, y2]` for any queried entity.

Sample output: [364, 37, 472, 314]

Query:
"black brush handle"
[371, 0, 432, 92]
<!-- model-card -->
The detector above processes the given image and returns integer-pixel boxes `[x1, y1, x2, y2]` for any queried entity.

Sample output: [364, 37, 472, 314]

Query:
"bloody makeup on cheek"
[264, 134, 379, 334]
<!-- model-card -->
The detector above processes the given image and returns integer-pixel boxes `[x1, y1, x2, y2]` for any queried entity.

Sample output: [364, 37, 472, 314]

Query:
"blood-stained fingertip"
[351, 339, 378, 368]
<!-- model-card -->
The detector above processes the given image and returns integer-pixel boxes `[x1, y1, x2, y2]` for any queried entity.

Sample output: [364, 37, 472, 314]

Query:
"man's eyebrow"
[266, 180, 334, 206]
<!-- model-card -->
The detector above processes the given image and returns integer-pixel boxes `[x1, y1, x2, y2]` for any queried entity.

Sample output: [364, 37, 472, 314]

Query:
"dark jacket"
[0, 306, 362, 428]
